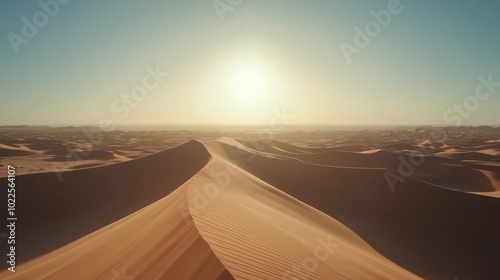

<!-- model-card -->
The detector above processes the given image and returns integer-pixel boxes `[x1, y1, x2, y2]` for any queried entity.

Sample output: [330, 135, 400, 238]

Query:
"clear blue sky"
[1, 0, 499, 126]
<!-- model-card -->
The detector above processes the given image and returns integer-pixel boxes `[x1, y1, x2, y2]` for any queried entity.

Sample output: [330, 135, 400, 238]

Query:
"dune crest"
[2, 136, 499, 279]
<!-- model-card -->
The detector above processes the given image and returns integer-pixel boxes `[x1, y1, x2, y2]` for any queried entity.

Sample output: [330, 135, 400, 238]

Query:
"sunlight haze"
[1, 0, 499, 126]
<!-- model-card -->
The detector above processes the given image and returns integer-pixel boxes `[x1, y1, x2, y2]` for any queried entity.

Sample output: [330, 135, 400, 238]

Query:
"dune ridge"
[1, 136, 499, 279]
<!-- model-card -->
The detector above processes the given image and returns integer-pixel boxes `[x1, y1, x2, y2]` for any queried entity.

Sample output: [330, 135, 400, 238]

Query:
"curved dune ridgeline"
[1, 137, 499, 280]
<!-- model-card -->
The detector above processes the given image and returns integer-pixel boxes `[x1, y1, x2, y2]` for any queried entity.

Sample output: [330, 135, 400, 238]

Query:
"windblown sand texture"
[1, 126, 499, 279]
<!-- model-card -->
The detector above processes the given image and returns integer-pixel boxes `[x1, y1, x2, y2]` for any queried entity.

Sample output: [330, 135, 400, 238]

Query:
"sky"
[1, 0, 499, 126]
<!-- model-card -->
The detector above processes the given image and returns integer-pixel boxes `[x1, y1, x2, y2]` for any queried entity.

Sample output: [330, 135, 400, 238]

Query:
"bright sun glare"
[226, 60, 274, 107]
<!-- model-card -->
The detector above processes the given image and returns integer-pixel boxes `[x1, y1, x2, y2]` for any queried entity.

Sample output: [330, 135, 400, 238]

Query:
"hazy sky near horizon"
[1, 0, 499, 126]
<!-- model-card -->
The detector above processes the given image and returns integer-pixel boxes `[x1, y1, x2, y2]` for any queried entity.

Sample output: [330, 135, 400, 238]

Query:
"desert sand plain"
[1, 126, 500, 280]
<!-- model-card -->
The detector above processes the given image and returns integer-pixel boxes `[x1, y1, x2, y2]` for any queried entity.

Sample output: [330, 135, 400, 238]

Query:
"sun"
[225, 60, 274, 107]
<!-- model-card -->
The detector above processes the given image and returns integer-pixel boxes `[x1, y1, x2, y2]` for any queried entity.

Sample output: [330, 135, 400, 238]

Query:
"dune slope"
[209, 138, 500, 279]
[0, 140, 210, 265]
[1, 137, 499, 280]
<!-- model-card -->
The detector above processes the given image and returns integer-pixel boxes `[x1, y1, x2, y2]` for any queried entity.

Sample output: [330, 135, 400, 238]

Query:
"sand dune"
[0, 144, 36, 157]
[189, 142, 419, 279]
[0, 148, 34, 157]
[1, 130, 499, 279]
[0, 141, 210, 265]
[3, 182, 232, 279]
[207, 139, 500, 279]
[0, 128, 214, 176]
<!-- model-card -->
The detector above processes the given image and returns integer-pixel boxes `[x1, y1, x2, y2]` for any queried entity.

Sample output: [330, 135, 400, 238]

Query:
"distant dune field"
[1, 127, 499, 280]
